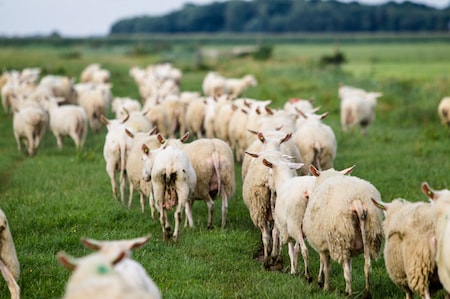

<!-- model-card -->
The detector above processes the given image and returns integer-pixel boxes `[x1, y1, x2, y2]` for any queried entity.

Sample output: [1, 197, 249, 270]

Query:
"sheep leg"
[184, 200, 194, 228]
[221, 190, 228, 229]
[119, 171, 127, 204]
[69, 131, 80, 149]
[261, 224, 271, 265]
[343, 258, 352, 296]
[298, 237, 311, 282]
[0, 260, 20, 299]
[173, 203, 184, 241]
[318, 253, 331, 291]
[106, 163, 118, 200]
[206, 197, 214, 229]
[14, 132, 21, 153]
[139, 192, 145, 213]
[288, 241, 298, 274]
[127, 183, 134, 209]
[55, 133, 63, 149]
[271, 225, 280, 258]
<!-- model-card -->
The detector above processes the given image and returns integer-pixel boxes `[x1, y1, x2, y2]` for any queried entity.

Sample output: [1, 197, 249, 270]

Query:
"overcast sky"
[0, 0, 448, 37]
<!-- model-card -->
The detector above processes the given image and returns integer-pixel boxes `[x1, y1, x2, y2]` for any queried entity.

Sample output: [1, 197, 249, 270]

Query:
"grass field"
[0, 35, 449, 298]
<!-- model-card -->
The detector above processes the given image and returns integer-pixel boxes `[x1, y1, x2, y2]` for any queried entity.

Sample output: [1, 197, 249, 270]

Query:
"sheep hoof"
[264, 256, 283, 272]
[305, 274, 313, 283]
[207, 224, 214, 230]
[362, 291, 372, 299]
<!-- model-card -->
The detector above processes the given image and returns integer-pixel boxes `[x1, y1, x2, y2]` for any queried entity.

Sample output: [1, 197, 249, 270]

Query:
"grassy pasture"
[0, 35, 449, 298]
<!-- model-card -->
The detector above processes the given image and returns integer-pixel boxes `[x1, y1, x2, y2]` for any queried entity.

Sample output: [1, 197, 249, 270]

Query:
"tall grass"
[0, 38, 449, 298]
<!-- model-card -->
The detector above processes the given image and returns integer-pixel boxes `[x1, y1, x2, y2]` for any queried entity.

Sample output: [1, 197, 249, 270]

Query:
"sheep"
[242, 149, 289, 268]
[57, 250, 157, 299]
[184, 138, 235, 229]
[77, 83, 112, 133]
[112, 97, 142, 119]
[100, 113, 132, 204]
[0, 208, 20, 299]
[283, 97, 316, 115]
[293, 111, 337, 171]
[224, 74, 258, 98]
[125, 128, 159, 216]
[261, 158, 315, 281]
[142, 145, 196, 240]
[303, 165, 383, 297]
[438, 97, 450, 128]
[202, 72, 226, 97]
[42, 97, 88, 151]
[156, 134, 236, 229]
[371, 196, 444, 299]
[184, 97, 206, 139]
[38, 75, 77, 105]
[80, 235, 161, 299]
[339, 85, 383, 135]
[422, 182, 450, 294]
[12, 104, 48, 156]
[80, 64, 111, 84]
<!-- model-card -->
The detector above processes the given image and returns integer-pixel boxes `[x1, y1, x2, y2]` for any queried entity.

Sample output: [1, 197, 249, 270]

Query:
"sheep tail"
[312, 141, 322, 171]
[212, 151, 221, 198]
[75, 114, 85, 139]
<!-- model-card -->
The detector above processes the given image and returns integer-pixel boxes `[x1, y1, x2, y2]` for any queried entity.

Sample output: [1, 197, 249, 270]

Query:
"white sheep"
[42, 97, 88, 151]
[156, 134, 236, 229]
[57, 250, 156, 299]
[80, 235, 161, 299]
[0, 208, 20, 299]
[261, 158, 315, 281]
[184, 97, 206, 139]
[202, 72, 226, 97]
[422, 182, 450, 295]
[80, 63, 101, 82]
[142, 145, 196, 240]
[100, 114, 132, 204]
[12, 104, 48, 156]
[77, 83, 112, 133]
[112, 97, 142, 119]
[339, 85, 383, 135]
[303, 165, 383, 297]
[38, 75, 77, 105]
[224, 74, 258, 98]
[242, 149, 289, 268]
[125, 128, 159, 216]
[185, 138, 235, 229]
[371, 196, 444, 299]
[438, 97, 450, 128]
[293, 111, 337, 171]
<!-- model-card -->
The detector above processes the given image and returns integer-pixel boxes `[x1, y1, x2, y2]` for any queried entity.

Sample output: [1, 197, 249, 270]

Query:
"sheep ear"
[149, 127, 158, 135]
[142, 144, 150, 155]
[341, 165, 355, 175]
[157, 133, 166, 144]
[100, 115, 109, 125]
[245, 151, 259, 158]
[289, 162, 304, 170]
[309, 165, 320, 177]
[180, 132, 190, 143]
[57, 251, 77, 271]
[247, 129, 258, 135]
[421, 182, 435, 200]
[128, 235, 151, 250]
[262, 159, 273, 168]
[371, 197, 387, 211]
[257, 132, 265, 143]
[125, 128, 135, 139]
[295, 107, 307, 119]
[280, 133, 292, 144]
[319, 112, 329, 120]
[112, 251, 127, 266]
[81, 238, 102, 251]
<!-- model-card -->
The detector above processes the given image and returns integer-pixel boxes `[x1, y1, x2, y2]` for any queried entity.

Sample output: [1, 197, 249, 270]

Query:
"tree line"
[109, 0, 450, 34]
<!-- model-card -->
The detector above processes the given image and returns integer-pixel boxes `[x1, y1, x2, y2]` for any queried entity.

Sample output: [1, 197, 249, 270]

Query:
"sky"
[0, 0, 449, 37]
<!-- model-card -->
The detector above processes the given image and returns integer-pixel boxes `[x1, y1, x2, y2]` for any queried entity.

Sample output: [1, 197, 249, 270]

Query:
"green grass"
[0, 37, 449, 298]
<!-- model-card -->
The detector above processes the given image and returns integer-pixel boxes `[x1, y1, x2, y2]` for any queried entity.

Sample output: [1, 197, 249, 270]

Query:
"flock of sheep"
[0, 61, 449, 299]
